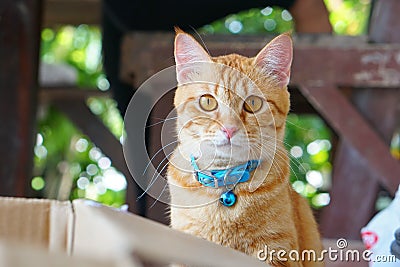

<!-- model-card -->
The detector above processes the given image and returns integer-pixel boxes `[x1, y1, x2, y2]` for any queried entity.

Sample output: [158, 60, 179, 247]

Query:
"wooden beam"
[298, 84, 399, 195]
[43, 0, 101, 27]
[320, 140, 380, 239]
[0, 0, 42, 197]
[39, 86, 110, 102]
[320, 87, 399, 238]
[121, 33, 400, 88]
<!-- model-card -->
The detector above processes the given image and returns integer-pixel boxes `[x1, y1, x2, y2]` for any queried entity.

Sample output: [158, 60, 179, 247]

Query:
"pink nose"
[222, 126, 238, 139]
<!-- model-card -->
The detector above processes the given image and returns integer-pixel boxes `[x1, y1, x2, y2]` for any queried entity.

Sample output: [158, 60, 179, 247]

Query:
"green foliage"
[87, 97, 124, 138]
[37, 25, 125, 207]
[41, 25, 103, 87]
[200, 1, 371, 36]
[200, 7, 293, 35]
[324, 0, 371, 35]
[285, 115, 332, 208]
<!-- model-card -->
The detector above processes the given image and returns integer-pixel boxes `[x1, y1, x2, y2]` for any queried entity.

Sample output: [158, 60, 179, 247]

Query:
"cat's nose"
[222, 126, 238, 139]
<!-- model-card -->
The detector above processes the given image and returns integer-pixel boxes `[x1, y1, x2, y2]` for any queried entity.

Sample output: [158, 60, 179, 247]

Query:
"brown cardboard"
[0, 197, 266, 267]
[0, 197, 142, 267]
[0, 197, 73, 253]
[0, 240, 137, 267]
[72, 199, 266, 267]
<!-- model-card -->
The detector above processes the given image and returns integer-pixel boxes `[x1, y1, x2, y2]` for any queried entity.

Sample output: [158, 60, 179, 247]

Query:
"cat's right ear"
[254, 33, 293, 88]
[174, 29, 212, 85]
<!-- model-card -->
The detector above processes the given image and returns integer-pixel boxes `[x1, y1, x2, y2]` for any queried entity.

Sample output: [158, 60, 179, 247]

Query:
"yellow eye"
[243, 96, 263, 113]
[199, 94, 218, 111]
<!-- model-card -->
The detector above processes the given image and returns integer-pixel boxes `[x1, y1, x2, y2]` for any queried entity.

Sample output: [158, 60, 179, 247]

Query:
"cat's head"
[173, 29, 292, 168]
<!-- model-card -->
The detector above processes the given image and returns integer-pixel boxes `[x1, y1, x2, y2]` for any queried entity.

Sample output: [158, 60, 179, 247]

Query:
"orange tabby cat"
[167, 29, 323, 266]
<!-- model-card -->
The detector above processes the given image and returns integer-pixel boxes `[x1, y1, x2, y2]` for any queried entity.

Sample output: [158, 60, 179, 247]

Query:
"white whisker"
[138, 150, 174, 200]
[142, 140, 178, 175]
[146, 116, 178, 128]
[149, 182, 169, 209]
[252, 141, 305, 181]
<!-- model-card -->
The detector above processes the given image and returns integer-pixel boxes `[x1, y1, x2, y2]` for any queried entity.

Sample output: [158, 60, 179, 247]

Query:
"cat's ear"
[174, 29, 212, 84]
[254, 33, 293, 88]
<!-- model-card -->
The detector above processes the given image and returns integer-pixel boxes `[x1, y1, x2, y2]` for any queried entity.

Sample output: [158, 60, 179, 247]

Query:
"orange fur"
[168, 31, 323, 266]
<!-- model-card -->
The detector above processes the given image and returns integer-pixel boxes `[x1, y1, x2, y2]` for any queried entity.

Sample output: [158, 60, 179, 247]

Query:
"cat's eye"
[243, 96, 263, 113]
[199, 94, 218, 111]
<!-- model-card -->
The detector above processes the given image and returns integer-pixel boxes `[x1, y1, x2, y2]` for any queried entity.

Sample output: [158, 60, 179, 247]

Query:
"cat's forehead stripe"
[217, 73, 251, 101]
[213, 83, 220, 96]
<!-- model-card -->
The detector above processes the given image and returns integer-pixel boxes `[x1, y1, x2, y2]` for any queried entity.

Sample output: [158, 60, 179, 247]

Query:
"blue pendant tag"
[219, 191, 236, 207]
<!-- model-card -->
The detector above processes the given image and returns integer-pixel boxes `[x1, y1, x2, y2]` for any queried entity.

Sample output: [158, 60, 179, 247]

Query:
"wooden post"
[0, 0, 42, 196]
[369, 0, 400, 43]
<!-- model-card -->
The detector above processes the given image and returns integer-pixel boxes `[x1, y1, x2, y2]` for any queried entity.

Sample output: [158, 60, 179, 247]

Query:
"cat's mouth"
[216, 142, 240, 147]
[210, 136, 245, 149]
[212, 137, 232, 146]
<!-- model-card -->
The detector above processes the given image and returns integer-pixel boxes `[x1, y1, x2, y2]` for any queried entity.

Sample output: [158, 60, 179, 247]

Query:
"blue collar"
[190, 155, 260, 189]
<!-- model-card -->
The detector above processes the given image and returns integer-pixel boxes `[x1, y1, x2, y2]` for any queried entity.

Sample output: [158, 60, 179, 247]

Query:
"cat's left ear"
[254, 33, 293, 88]
[174, 29, 212, 85]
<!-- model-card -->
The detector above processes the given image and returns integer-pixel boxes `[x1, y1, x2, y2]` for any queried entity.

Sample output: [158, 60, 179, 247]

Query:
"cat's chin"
[215, 143, 239, 149]
[214, 147, 253, 164]
[214, 143, 238, 153]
